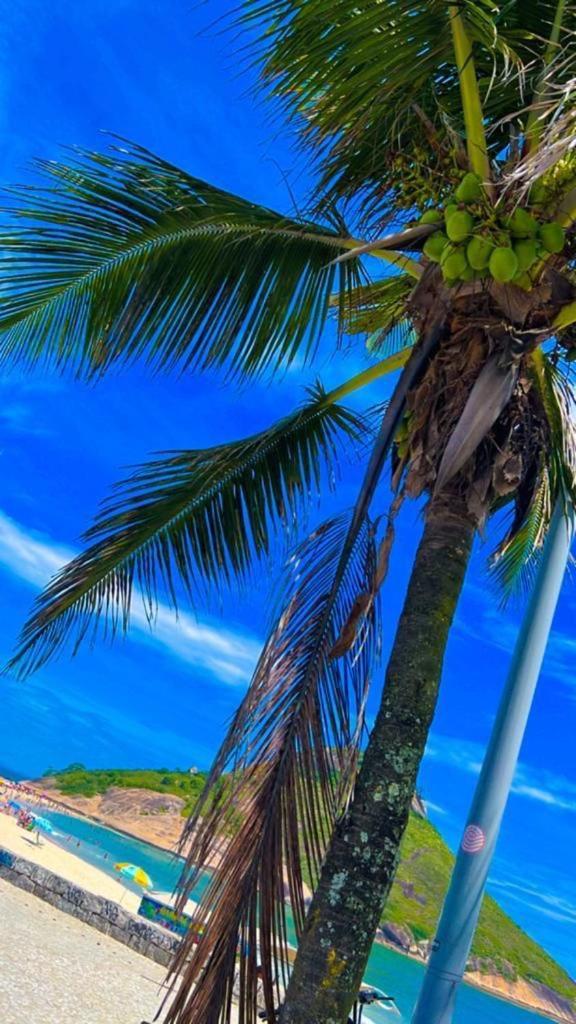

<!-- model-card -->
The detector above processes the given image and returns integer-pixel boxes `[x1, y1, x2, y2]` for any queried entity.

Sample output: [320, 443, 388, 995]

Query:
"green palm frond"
[163, 513, 380, 1024]
[0, 140, 364, 378]
[243, 0, 514, 140]
[8, 385, 365, 677]
[241, 1, 574, 216]
[341, 276, 414, 336]
[339, 275, 416, 360]
[534, 352, 576, 503]
[491, 350, 576, 593]
[366, 321, 415, 358]
[491, 464, 552, 595]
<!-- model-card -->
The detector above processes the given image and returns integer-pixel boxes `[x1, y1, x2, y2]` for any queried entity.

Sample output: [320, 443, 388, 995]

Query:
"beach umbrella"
[114, 862, 152, 888]
[32, 816, 54, 834]
[8, 800, 22, 811]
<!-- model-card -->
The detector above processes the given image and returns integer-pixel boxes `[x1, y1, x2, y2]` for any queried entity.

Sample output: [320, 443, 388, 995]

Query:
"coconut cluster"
[420, 173, 566, 288]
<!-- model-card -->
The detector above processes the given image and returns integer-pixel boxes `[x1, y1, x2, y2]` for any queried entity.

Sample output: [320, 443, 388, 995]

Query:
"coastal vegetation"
[3, 2, 576, 1022]
[44, 765, 207, 817]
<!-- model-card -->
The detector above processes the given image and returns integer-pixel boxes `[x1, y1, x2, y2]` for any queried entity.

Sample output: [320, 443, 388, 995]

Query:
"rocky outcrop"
[466, 969, 576, 1023]
[32, 782, 187, 852]
[379, 922, 414, 951]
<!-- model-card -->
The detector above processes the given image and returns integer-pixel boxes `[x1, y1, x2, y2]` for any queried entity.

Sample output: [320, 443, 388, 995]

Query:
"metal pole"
[411, 500, 574, 1024]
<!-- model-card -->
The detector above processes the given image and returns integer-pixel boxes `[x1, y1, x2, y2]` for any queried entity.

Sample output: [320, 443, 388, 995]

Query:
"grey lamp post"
[411, 499, 574, 1024]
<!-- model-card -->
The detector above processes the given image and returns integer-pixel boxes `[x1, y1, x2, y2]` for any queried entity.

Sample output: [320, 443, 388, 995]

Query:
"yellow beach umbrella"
[114, 862, 152, 888]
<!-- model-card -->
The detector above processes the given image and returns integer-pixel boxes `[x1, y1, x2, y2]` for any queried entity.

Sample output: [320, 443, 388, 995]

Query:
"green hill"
[43, 763, 208, 816]
[386, 813, 575, 1002]
[45, 766, 575, 1003]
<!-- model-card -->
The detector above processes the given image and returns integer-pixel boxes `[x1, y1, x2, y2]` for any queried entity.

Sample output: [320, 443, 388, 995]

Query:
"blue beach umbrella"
[32, 816, 54, 834]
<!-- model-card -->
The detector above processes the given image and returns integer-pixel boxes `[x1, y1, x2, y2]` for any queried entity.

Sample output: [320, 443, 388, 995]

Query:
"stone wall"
[0, 846, 180, 966]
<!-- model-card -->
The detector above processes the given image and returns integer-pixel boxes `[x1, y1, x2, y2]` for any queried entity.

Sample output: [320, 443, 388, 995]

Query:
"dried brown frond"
[161, 513, 381, 1024]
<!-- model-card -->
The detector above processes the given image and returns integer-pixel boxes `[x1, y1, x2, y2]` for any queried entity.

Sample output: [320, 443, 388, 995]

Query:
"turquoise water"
[30, 809, 551, 1024]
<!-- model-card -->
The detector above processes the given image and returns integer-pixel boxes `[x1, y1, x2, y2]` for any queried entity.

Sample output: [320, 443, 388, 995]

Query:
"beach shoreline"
[6, 779, 575, 1024]
[0, 811, 142, 914]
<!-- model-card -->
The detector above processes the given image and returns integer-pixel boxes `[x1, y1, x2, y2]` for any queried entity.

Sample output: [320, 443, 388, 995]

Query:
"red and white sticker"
[461, 824, 486, 854]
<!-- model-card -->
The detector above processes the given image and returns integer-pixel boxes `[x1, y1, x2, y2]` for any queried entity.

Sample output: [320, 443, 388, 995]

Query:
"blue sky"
[0, 0, 575, 979]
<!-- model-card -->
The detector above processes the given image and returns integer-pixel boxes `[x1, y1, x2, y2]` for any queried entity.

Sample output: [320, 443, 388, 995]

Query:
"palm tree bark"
[279, 494, 476, 1024]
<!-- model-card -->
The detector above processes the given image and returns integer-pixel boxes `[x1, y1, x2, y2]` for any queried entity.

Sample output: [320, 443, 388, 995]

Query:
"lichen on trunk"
[279, 494, 476, 1024]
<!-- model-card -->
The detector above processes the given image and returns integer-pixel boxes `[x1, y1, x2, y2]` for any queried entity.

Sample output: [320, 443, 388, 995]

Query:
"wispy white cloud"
[490, 877, 576, 925]
[423, 800, 447, 817]
[0, 375, 64, 438]
[512, 764, 576, 813]
[426, 733, 576, 814]
[0, 510, 261, 686]
[0, 512, 74, 585]
[0, 403, 53, 437]
[425, 735, 484, 776]
[455, 580, 576, 693]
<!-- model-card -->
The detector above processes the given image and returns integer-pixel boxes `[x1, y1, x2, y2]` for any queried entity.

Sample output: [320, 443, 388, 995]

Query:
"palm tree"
[3, 3, 576, 1023]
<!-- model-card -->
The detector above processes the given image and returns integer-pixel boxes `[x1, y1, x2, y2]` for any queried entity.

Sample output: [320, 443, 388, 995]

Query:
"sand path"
[0, 879, 240, 1024]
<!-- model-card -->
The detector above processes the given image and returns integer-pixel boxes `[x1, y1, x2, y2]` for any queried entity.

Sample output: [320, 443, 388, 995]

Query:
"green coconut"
[459, 264, 475, 282]
[419, 208, 443, 225]
[467, 235, 494, 270]
[446, 210, 474, 242]
[507, 208, 539, 238]
[455, 172, 482, 203]
[444, 203, 458, 223]
[423, 232, 448, 262]
[539, 221, 565, 254]
[514, 238, 538, 271]
[489, 246, 519, 283]
[441, 246, 468, 280]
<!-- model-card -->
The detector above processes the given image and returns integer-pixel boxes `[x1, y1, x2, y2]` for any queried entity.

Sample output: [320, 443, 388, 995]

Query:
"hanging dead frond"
[162, 513, 381, 1024]
[330, 491, 404, 660]
[161, 322, 446, 1024]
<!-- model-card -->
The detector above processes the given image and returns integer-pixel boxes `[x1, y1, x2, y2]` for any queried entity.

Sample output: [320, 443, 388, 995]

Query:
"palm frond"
[341, 273, 416, 362]
[241, 1, 574, 218]
[240, 1, 504, 210]
[491, 350, 576, 593]
[367, 322, 415, 358]
[8, 385, 365, 677]
[341, 276, 414, 337]
[160, 316, 446, 1024]
[491, 463, 552, 594]
[163, 513, 380, 1024]
[0, 140, 364, 378]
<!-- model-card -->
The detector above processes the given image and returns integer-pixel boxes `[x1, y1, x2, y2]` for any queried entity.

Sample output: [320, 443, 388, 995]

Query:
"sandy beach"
[0, 811, 142, 913]
[1, 785, 573, 1024]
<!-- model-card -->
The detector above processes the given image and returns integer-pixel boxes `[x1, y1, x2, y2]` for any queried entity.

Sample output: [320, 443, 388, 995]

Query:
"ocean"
[26, 809, 554, 1024]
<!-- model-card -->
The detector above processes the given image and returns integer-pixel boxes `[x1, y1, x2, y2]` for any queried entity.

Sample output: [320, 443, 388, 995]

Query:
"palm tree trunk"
[279, 494, 476, 1024]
